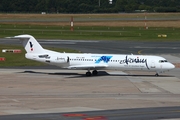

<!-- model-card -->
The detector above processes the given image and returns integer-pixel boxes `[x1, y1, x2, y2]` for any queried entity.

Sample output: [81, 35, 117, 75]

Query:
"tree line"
[0, 0, 180, 13]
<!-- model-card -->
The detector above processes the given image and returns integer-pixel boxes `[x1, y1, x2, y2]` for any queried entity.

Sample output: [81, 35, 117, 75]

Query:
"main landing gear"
[86, 70, 98, 76]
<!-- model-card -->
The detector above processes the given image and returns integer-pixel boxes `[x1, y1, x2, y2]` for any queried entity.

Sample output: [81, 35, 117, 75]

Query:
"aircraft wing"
[66, 64, 108, 70]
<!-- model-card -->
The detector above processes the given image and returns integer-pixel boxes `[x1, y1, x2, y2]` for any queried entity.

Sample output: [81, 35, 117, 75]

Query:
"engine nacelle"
[26, 53, 70, 67]
[45, 55, 69, 64]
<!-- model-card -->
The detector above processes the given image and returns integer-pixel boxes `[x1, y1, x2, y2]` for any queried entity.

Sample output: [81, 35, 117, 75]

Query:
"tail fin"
[13, 35, 44, 53]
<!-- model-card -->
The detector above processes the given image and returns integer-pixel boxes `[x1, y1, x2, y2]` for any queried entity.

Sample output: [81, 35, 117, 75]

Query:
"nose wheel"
[155, 73, 159, 76]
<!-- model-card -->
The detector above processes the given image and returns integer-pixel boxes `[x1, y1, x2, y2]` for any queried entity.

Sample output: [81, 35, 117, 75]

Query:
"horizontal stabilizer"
[7, 35, 44, 53]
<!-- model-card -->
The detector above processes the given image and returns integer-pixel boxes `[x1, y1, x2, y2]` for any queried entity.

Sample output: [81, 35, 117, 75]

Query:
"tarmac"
[0, 54, 180, 116]
[1, 39, 180, 119]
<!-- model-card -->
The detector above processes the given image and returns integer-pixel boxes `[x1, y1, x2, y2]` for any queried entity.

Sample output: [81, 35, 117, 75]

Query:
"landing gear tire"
[86, 72, 92, 76]
[155, 73, 159, 76]
[92, 70, 98, 76]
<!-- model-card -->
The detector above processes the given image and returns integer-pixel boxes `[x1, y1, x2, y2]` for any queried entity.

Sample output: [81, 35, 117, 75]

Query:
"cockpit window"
[159, 60, 168, 63]
[159, 60, 163, 63]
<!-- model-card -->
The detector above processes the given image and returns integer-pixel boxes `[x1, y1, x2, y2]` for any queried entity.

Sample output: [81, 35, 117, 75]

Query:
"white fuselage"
[9, 34, 175, 76]
[25, 49, 175, 73]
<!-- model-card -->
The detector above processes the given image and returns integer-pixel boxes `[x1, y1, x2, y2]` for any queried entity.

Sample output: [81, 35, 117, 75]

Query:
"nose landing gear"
[155, 73, 159, 76]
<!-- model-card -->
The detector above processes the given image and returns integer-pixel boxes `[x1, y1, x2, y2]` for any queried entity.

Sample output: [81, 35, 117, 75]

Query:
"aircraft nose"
[168, 63, 175, 69]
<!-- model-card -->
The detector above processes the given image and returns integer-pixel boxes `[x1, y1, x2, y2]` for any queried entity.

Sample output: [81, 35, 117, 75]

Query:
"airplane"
[8, 34, 175, 76]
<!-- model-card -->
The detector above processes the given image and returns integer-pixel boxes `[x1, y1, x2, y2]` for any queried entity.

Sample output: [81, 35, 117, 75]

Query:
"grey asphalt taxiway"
[1, 38, 180, 54]
[1, 39, 180, 120]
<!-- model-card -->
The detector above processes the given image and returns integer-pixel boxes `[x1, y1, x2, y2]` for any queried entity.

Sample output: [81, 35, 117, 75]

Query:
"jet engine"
[45, 55, 69, 64]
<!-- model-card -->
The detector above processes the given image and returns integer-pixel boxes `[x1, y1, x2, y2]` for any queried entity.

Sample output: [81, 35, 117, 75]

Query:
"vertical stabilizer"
[14, 35, 44, 53]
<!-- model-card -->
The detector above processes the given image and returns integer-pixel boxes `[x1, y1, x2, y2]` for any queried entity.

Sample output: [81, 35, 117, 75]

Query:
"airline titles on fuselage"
[80, 55, 149, 69]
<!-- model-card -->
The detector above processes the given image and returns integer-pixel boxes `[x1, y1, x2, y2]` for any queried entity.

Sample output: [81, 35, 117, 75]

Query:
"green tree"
[0, 0, 180, 13]
[115, 0, 127, 12]
[35, 0, 48, 12]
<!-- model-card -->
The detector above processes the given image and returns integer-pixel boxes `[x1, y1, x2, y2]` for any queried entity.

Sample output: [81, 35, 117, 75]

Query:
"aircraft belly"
[107, 63, 147, 71]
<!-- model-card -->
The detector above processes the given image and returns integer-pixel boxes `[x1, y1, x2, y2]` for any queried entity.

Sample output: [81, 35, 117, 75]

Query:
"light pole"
[99, 0, 100, 7]
[109, 0, 113, 4]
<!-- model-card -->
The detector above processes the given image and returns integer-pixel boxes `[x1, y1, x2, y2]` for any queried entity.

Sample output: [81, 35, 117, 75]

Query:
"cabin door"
[151, 60, 156, 68]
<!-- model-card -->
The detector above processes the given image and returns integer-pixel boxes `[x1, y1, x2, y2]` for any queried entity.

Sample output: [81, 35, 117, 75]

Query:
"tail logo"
[29, 42, 33, 51]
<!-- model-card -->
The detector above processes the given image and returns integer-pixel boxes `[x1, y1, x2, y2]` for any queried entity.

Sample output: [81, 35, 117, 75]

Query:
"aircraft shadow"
[20, 70, 81, 76]
[19, 70, 174, 78]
